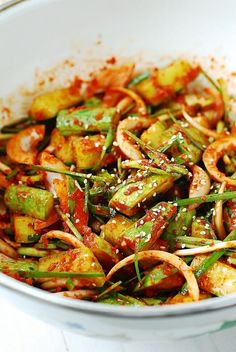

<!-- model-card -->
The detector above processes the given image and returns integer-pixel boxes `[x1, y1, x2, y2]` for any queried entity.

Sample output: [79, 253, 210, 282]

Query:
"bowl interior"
[1, 0, 236, 317]
[1, 0, 236, 124]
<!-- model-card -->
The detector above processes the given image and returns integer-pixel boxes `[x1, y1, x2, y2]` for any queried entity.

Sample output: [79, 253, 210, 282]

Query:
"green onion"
[32, 165, 105, 183]
[134, 251, 142, 282]
[94, 110, 120, 170]
[84, 180, 89, 213]
[180, 230, 236, 294]
[94, 126, 115, 170]
[28, 234, 41, 242]
[17, 247, 48, 258]
[121, 160, 169, 176]
[218, 78, 229, 123]
[124, 129, 188, 176]
[151, 107, 182, 119]
[52, 240, 70, 250]
[227, 257, 236, 265]
[176, 236, 219, 246]
[201, 69, 221, 93]
[96, 281, 122, 299]
[0, 133, 14, 140]
[168, 112, 205, 151]
[21, 270, 104, 279]
[66, 278, 75, 290]
[37, 135, 50, 152]
[55, 205, 83, 241]
[1, 117, 34, 134]
[173, 191, 236, 207]
[0, 147, 6, 156]
[34, 243, 57, 249]
[5, 169, 17, 180]
[216, 120, 225, 133]
[128, 72, 150, 87]
[88, 203, 111, 217]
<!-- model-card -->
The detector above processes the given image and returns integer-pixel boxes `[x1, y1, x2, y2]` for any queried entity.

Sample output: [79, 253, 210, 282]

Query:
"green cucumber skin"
[56, 107, 116, 136]
[4, 185, 54, 220]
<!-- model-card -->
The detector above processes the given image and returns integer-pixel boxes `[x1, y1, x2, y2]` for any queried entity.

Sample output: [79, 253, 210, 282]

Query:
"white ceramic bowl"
[1, 0, 236, 341]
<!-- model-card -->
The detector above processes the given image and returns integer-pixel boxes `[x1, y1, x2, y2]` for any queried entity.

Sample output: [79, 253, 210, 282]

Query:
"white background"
[0, 295, 236, 352]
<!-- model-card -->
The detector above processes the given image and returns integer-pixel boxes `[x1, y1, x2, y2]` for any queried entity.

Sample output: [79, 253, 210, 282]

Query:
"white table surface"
[0, 295, 236, 352]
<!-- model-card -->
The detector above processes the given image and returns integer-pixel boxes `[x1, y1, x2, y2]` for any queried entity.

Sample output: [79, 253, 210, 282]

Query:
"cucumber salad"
[0, 59, 236, 305]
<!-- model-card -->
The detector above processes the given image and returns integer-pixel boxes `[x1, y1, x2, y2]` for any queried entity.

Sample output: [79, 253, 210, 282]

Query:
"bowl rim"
[1, 272, 236, 318]
[1, 0, 236, 320]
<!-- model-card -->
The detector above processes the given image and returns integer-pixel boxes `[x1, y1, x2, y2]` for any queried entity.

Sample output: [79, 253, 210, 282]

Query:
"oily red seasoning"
[124, 185, 140, 196]
[70, 188, 89, 233]
[106, 56, 117, 65]
[2, 58, 236, 306]
[68, 76, 83, 95]
[224, 200, 236, 231]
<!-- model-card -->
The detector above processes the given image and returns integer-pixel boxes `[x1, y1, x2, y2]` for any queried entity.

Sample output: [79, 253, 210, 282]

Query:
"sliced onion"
[188, 165, 211, 210]
[116, 116, 155, 160]
[41, 230, 83, 248]
[0, 162, 12, 175]
[0, 253, 12, 261]
[174, 240, 236, 256]
[41, 278, 68, 289]
[41, 278, 96, 290]
[106, 250, 199, 301]
[116, 96, 133, 114]
[55, 289, 97, 299]
[213, 181, 227, 240]
[111, 87, 147, 114]
[203, 136, 236, 186]
[6, 125, 45, 165]
[0, 238, 18, 259]
[0, 173, 10, 189]
[182, 110, 225, 139]
[2, 236, 20, 249]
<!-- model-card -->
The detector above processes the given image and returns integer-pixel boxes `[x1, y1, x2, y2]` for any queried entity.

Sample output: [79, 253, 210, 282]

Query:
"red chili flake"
[95, 112, 103, 121]
[86, 78, 99, 98]
[101, 153, 116, 167]
[106, 56, 116, 65]
[69, 76, 83, 95]
[42, 236, 49, 248]
[124, 185, 139, 196]
[31, 111, 44, 121]
[71, 188, 89, 233]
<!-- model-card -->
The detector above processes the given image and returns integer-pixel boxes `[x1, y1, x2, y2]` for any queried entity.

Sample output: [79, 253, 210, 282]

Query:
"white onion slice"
[106, 250, 199, 301]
